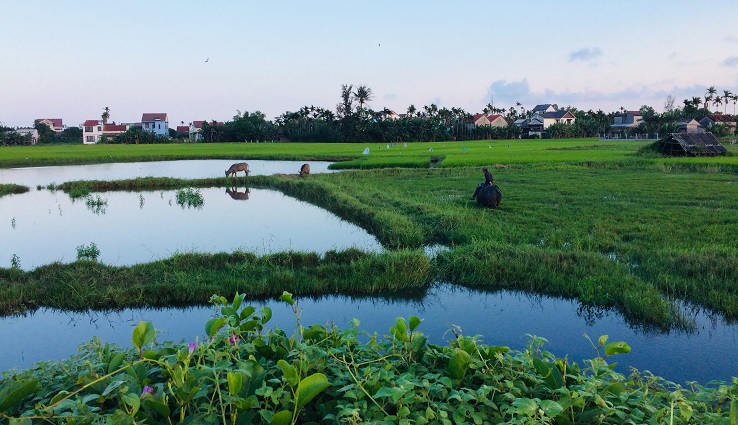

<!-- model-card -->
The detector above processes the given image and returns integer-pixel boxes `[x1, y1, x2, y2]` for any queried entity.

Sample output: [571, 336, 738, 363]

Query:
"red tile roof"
[83, 120, 100, 127]
[176, 126, 189, 132]
[35, 118, 63, 128]
[141, 113, 168, 122]
[103, 124, 127, 132]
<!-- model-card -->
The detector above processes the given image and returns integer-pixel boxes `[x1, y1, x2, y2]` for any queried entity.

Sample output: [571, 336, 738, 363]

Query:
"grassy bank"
[0, 184, 29, 197]
[1, 139, 737, 331]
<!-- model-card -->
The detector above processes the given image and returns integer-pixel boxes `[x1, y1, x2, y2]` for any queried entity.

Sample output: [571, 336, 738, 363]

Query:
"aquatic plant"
[175, 188, 204, 208]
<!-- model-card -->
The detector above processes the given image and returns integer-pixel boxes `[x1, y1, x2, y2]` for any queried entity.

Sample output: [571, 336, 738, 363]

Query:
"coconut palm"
[731, 94, 738, 115]
[714, 96, 723, 113]
[723, 90, 733, 114]
[353, 85, 374, 111]
[101, 107, 110, 125]
[705, 86, 717, 112]
[691, 96, 703, 111]
[406, 104, 416, 117]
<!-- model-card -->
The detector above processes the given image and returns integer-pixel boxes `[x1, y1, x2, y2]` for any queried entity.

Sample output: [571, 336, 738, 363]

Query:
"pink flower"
[188, 342, 196, 353]
[142, 386, 154, 398]
[229, 334, 239, 345]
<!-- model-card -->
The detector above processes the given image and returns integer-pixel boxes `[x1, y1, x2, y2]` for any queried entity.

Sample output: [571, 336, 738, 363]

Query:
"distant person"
[469, 167, 494, 200]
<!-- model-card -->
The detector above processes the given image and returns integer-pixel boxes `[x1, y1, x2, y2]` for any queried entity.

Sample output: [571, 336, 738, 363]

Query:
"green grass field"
[1, 138, 737, 329]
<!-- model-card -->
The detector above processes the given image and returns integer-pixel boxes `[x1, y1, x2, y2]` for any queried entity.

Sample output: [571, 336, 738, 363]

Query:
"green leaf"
[271, 410, 293, 425]
[227, 371, 243, 396]
[279, 291, 294, 306]
[101, 380, 126, 397]
[598, 335, 609, 347]
[604, 341, 631, 356]
[539, 400, 564, 417]
[232, 292, 244, 311]
[296, 373, 330, 408]
[409, 316, 422, 332]
[205, 317, 227, 337]
[262, 307, 273, 324]
[107, 352, 126, 374]
[512, 398, 538, 417]
[391, 317, 408, 341]
[239, 305, 256, 321]
[9, 419, 32, 425]
[278, 359, 299, 387]
[447, 349, 471, 380]
[142, 397, 171, 417]
[221, 306, 238, 320]
[0, 378, 40, 413]
[131, 321, 155, 349]
[122, 393, 141, 415]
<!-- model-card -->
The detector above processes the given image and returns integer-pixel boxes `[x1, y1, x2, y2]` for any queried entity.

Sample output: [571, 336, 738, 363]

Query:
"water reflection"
[225, 187, 250, 200]
[1, 187, 382, 270]
[1, 283, 736, 385]
[0, 160, 337, 188]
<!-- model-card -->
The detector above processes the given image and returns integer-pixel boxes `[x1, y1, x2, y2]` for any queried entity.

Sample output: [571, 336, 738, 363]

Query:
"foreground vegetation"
[3, 293, 738, 424]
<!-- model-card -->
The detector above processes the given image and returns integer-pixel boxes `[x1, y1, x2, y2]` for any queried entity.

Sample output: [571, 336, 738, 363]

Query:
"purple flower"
[229, 334, 239, 345]
[188, 342, 196, 353]
[142, 386, 154, 398]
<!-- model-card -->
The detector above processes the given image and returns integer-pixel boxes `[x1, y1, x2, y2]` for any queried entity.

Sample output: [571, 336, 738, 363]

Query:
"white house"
[141, 113, 169, 136]
[34, 118, 64, 133]
[83, 120, 134, 144]
[15, 128, 39, 144]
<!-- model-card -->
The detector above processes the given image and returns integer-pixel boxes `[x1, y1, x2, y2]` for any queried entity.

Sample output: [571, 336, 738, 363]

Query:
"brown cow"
[225, 162, 250, 177]
[299, 163, 310, 176]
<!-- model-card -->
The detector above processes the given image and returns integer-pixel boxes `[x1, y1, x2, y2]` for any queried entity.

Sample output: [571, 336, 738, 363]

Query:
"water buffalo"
[476, 185, 502, 209]
[299, 163, 310, 176]
[225, 162, 250, 177]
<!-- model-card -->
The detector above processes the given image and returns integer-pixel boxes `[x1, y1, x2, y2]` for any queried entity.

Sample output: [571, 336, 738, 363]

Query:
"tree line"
[4, 84, 736, 146]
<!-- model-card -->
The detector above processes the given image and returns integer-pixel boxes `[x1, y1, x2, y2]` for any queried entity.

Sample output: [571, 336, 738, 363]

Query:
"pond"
[1, 284, 736, 385]
[1, 161, 379, 270]
[1, 160, 737, 385]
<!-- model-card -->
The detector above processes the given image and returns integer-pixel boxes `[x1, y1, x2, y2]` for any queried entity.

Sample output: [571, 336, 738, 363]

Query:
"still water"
[1, 284, 736, 385]
[1, 160, 737, 385]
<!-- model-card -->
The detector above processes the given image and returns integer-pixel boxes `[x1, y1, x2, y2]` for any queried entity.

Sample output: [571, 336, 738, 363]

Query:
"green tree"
[58, 127, 82, 144]
[33, 122, 55, 144]
[722, 90, 732, 114]
[353, 85, 373, 113]
[705, 86, 717, 112]
[101, 106, 110, 125]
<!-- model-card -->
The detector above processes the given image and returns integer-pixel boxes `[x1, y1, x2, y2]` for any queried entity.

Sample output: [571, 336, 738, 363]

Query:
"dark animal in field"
[225, 162, 250, 177]
[226, 187, 250, 200]
[299, 163, 310, 176]
[476, 185, 502, 209]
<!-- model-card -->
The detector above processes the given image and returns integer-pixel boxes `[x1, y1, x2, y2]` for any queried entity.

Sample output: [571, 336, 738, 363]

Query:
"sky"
[2, 1, 737, 128]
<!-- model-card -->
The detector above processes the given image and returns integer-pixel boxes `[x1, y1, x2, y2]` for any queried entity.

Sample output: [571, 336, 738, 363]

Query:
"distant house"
[34, 118, 64, 133]
[466, 114, 508, 131]
[659, 133, 727, 156]
[141, 113, 169, 136]
[531, 104, 558, 115]
[609, 111, 644, 137]
[82, 120, 133, 144]
[699, 114, 736, 133]
[376, 109, 401, 120]
[676, 119, 704, 134]
[189, 120, 223, 142]
[15, 128, 39, 144]
[175, 125, 189, 137]
[522, 110, 576, 137]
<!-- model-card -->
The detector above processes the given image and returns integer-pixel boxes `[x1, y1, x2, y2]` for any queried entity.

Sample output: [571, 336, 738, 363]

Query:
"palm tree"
[353, 85, 374, 111]
[705, 86, 717, 112]
[101, 107, 110, 125]
[714, 96, 723, 114]
[406, 104, 416, 117]
[723, 90, 733, 114]
[732, 94, 738, 115]
[692, 96, 703, 111]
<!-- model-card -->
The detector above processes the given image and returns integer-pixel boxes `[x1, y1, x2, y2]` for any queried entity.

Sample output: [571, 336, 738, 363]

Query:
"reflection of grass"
[175, 188, 204, 208]
[80, 194, 107, 215]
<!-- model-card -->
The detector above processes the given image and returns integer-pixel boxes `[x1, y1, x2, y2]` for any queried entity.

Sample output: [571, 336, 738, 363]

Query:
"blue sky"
[2, 1, 737, 128]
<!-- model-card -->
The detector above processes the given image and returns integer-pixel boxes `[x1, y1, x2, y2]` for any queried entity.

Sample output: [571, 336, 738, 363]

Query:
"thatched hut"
[658, 133, 727, 156]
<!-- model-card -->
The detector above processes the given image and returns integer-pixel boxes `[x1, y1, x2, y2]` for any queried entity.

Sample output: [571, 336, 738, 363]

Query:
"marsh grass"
[0, 183, 29, 197]
[2, 140, 737, 329]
